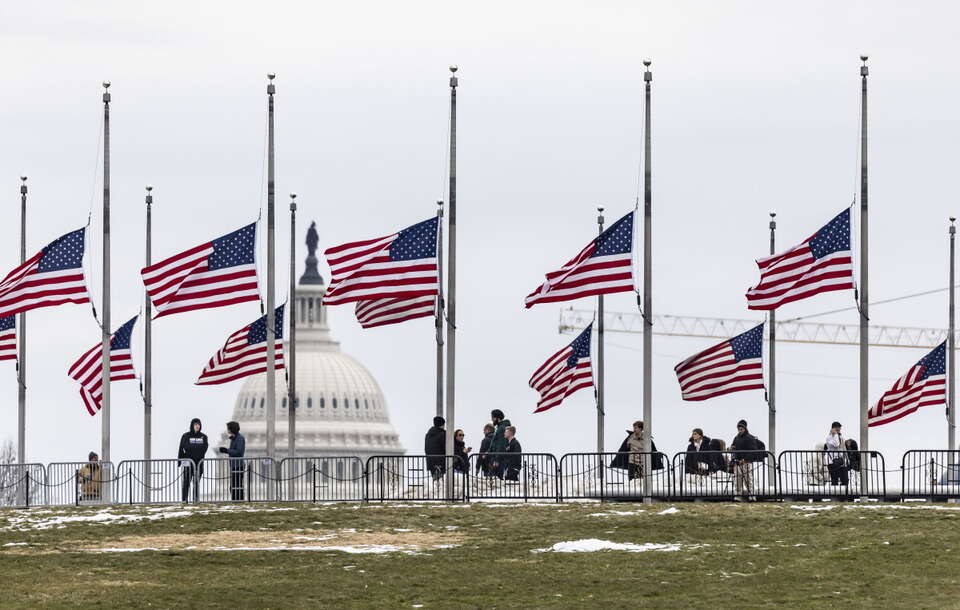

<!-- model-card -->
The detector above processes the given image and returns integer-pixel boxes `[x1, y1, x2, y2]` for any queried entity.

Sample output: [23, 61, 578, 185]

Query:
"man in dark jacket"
[729, 420, 759, 499]
[179, 418, 209, 502]
[488, 410, 511, 477]
[219, 421, 246, 501]
[684, 428, 713, 475]
[476, 424, 495, 476]
[424, 416, 447, 481]
[502, 426, 522, 481]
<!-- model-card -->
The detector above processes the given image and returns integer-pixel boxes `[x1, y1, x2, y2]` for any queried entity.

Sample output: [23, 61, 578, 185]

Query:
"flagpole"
[288, 193, 297, 459]
[144, 186, 153, 502]
[768, 212, 777, 485]
[949, 217, 956, 452]
[858, 56, 869, 455]
[642, 60, 653, 502]
[266, 73, 277, 465]
[17, 177, 27, 464]
[435, 199, 445, 419]
[444, 66, 458, 499]
[596, 207, 605, 456]
[101, 81, 112, 464]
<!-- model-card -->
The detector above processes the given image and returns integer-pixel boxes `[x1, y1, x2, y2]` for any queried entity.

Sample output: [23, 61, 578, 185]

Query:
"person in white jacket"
[824, 422, 848, 486]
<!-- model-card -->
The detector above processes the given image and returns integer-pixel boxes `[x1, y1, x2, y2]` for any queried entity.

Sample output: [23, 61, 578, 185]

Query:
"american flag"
[746, 209, 854, 310]
[354, 295, 437, 329]
[674, 323, 765, 402]
[0, 316, 15, 362]
[0, 228, 91, 318]
[141, 223, 259, 318]
[529, 323, 594, 413]
[868, 342, 946, 427]
[525, 211, 634, 308]
[196, 304, 285, 386]
[322, 217, 439, 306]
[68, 316, 138, 416]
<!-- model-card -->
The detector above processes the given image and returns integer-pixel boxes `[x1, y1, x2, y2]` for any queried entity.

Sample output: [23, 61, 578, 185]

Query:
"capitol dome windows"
[320, 397, 325, 408]
[307, 397, 313, 408]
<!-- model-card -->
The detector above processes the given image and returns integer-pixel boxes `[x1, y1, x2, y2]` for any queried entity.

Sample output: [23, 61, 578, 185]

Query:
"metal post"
[17, 177, 27, 464]
[435, 200, 445, 418]
[288, 193, 297, 459]
[597, 207, 605, 455]
[266, 73, 277, 464]
[444, 66, 458, 499]
[101, 81, 112, 464]
[144, 185, 153, 502]
[768, 212, 777, 486]
[642, 60, 653, 501]
[859, 56, 869, 454]
[950, 217, 956, 452]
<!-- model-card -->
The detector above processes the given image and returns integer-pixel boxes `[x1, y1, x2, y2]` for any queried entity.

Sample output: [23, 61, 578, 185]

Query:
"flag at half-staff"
[354, 295, 437, 328]
[674, 323, 765, 401]
[0, 316, 15, 361]
[524, 211, 634, 308]
[322, 217, 439, 306]
[746, 208, 854, 310]
[0, 227, 91, 318]
[868, 341, 946, 427]
[68, 316, 138, 416]
[141, 222, 259, 318]
[196, 304, 285, 385]
[529, 323, 594, 413]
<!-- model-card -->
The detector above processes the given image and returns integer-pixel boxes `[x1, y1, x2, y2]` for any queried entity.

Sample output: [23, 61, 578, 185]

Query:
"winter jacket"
[424, 426, 447, 474]
[627, 432, 644, 466]
[178, 418, 209, 464]
[225, 433, 246, 471]
[729, 430, 760, 463]
[476, 433, 494, 474]
[453, 439, 468, 472]
[489, 419, 512, 454]
[684, 436, 713, 474]
[825, 432, 846, 465]
[610, 434, 664, 470]
[502, 437, 522, 477]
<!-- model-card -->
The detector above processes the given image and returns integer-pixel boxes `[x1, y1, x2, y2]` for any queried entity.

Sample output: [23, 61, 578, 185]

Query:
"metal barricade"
[278, 457, 366, 502]
[778, 450, 886, 500]
[196, 458, 277, 502]
[0, 463, 45, 508]
[901, 450, 960, 500]
[366, 455, 464, 502]
[465, 453, 559, 501]
[116, 459, 195, 504]
[558, 452, 672, 501]
[45, 462, 116, 506]
[673, 451, 777, 500]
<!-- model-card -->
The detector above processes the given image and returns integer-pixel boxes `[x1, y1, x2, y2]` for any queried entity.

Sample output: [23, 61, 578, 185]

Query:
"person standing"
[729, 420, 759, 499]
[825, 422, 849, 486]
[476, 424, 495, 476]
[685, 428, 713, 476]
[488, 410, 511, 477]
[424, 416, 447, 481]
[453, 429, 471, 473]
[219, 421, 246, 501]
[178, 418, 209, 502]
[626, 421, 645, 480]
[502, 426, 523, 481]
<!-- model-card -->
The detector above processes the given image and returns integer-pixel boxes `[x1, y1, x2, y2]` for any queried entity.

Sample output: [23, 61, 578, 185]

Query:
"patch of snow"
[532, 539, 681, 553]
[657, 507, 680, 515]
[587, 510, 645, 517]
[2, 542, 29, 547]
[790, 505, 836, 511]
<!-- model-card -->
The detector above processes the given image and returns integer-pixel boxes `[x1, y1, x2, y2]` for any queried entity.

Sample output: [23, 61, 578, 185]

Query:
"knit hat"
[736, 419, 748, 429]
[831, 421, 842, 429]
[433, 416, 446, 427]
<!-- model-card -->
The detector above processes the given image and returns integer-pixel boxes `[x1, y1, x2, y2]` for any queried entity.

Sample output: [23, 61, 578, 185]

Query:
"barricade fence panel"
[558, 452, 672, 501]
[116, 459, 195, 505]
[778, 451, 886, 499]
[279, 457, 366, 502]
[0, 463, 45, 508]
[901, 450, 960, 500]
[366, 455, 464, 502]
[46, 462, 117, 506]
[466, 453, 559, 501]
[672, 451, 776, 500]
[197, 458, 277, 502]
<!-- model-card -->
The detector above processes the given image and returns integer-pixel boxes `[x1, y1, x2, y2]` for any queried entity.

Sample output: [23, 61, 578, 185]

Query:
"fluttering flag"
[868, 342, 946, 427]
[0, 315, 15, 361]
[674, 324, 765, 402]
[745, 208, 854, 310]
[0, 228, 91, 318]
[529, 323, 594, 413]
[196, 304, 285, 385]
[322, 217, 439, 306]
[68, 316, 138, 416]
[354, 295, 437, 329]
[524, 211, 634, 308]
[141, 223, 259, 318]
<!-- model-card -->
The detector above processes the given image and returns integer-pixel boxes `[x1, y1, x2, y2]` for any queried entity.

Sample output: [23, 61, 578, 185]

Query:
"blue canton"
[0, 315, 13, 331]
[592, 211, 634, 257]
[210, 223, 256, 270]
[566, 323, 593, 368]
[390, 217, 438, 262]
[38, 229, 86, 272]
[916, 342, 947, 379]
[247, 304, 285, 345]
[809, 209, 851, 260]
[110, 316, 138, 351]
[730, 324, 764, 362]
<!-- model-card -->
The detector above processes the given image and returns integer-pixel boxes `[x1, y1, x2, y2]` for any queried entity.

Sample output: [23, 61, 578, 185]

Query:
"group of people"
[424, 409, 523, 481]
[177, 418, 246, 502]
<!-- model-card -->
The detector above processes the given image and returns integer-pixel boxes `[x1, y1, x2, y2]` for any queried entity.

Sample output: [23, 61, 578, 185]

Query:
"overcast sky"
[2, 1, 959, 466]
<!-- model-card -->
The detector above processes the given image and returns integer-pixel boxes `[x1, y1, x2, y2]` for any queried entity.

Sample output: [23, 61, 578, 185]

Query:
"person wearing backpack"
[729, 420, 760, 500]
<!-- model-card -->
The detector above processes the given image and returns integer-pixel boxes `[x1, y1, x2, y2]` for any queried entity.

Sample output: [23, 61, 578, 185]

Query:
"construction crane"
[558, 308, 953, 349]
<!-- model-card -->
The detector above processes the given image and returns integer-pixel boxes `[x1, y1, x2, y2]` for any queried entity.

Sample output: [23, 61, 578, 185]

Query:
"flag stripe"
[0, 230, 91, 318]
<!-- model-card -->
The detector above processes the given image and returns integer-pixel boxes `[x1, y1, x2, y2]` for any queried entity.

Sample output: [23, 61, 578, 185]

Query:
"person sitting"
[75, 452, 102, 502]
[502, 426, 522, 481]
[708, 438, 728, 474]
[824, 421, 848, 486]
[684, 428, 713, 475]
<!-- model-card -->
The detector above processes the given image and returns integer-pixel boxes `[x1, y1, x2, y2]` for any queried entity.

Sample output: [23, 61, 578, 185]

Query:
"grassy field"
[1, 500, 958, 609]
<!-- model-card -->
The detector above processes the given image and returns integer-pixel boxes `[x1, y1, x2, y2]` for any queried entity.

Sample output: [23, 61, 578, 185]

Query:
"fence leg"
[25, 472, 30, 509]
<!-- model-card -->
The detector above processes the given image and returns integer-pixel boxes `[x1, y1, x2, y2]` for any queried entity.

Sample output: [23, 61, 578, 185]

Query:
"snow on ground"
[532, 539, 682, 553]
[1, 504, 298, 532]
[657, 507, 680, 515]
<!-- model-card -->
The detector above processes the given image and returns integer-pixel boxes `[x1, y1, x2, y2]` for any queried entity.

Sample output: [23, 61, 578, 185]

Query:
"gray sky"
[2, 0, 959, 465]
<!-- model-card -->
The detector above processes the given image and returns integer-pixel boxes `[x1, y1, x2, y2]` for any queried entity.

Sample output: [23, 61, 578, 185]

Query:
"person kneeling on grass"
[502, 426, 522, 481]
